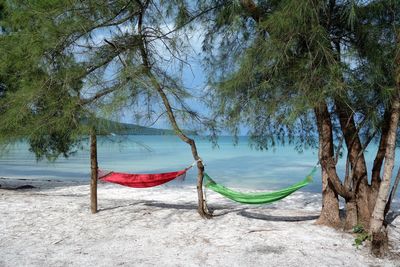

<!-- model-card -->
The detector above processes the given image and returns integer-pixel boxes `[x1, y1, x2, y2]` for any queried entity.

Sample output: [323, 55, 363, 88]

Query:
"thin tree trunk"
[314, 105, 341, 228]
[135, 5, 211, 218]
[370, 95, 400, 257]
[152, 80, 212, 219]
[90, 127, 98, 214]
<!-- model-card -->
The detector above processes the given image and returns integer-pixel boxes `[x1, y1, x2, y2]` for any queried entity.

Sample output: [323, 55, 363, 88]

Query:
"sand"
[0, 178, 399, 267]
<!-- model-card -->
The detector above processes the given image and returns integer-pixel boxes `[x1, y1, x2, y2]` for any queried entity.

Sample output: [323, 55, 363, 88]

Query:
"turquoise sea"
[0, 135, 399, 194]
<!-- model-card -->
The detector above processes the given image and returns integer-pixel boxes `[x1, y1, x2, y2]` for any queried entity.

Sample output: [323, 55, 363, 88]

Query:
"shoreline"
[1, 178, 399, 266]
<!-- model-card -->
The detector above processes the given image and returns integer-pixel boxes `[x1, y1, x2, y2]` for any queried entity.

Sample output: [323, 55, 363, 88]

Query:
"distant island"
[94, 118, 197, 136]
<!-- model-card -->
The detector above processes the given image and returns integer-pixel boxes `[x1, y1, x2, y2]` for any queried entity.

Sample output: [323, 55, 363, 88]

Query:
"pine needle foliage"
[199, 0, 399, 150]
[0, 0, 201, 160]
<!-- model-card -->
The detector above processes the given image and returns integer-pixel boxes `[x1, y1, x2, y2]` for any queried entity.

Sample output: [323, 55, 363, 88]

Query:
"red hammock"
[98, 166, 191, 188]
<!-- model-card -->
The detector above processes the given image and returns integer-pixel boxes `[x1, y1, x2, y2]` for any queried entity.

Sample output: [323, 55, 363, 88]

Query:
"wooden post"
[90, 127, 98, 214]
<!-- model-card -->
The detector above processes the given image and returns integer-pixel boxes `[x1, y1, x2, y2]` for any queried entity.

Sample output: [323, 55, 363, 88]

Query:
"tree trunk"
[370, 94, 400, 256]
[371, 229, 389, 258]
[90, 127, 98, 214]
[343, 200, 358, 231]
[316, 168, 341, 227]
[356, 181, 372, 229]
[335, 102, 371, 229]
[314, 105, 341, 228]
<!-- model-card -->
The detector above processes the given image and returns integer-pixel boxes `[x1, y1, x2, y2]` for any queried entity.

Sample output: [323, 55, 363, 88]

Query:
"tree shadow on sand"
[386, 211, 400, 225]
[0, 177, 88, 191]
[97, 200, 202, 213]
[142, 201, 245, 216]
[143, 201, 239, 213]
[98, 200, 148, 212]
[100, 200, 321, 221]
[143, 201, 198, 211]
[141, 201, 320, 220]
[238, 210, 319, 222]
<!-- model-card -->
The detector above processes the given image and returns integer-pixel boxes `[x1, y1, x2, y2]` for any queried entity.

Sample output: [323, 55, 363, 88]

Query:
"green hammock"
[203, 167, 317, 204]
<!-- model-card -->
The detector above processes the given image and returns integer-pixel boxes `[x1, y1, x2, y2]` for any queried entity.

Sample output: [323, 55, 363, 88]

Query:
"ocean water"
[0, 135, 399, 194]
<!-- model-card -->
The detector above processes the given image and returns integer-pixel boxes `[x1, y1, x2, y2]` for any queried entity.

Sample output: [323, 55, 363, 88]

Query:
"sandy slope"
[0, 178, 399, 267]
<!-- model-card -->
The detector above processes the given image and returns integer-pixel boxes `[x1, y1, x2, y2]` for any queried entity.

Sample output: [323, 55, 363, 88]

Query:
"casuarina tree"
[197, 0, 399, 256]
[0, 0, 212, 217]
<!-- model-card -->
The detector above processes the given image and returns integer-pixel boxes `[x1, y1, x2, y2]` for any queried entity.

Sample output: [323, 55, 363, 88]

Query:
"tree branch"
[239, 0, 261, 22]
[371, 110, 391, 187]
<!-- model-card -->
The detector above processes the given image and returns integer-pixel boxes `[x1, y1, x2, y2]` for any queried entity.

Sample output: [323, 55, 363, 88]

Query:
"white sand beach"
[1, 178, 399, 267]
